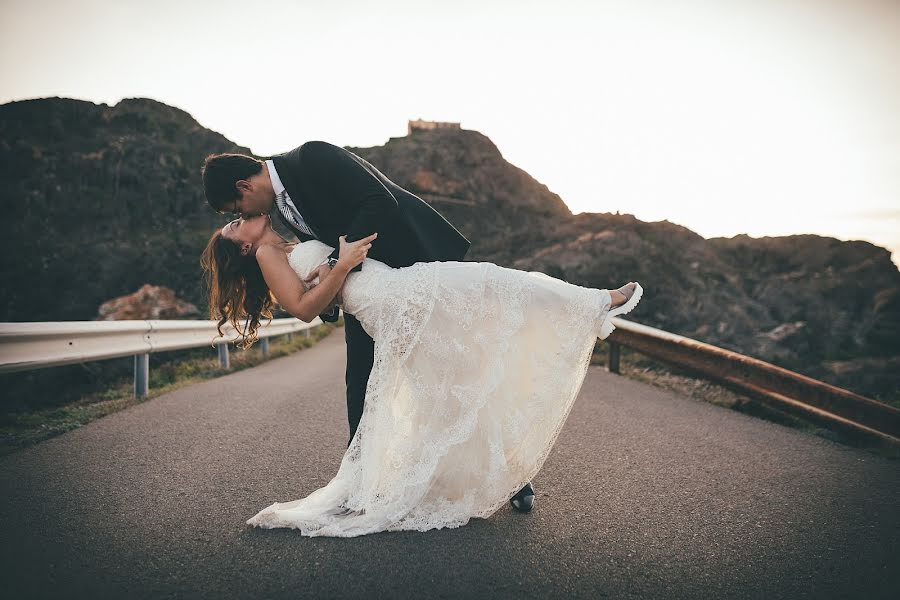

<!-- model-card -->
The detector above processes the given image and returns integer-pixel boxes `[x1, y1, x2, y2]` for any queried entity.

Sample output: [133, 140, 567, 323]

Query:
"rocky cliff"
[0, 96, 247, 322]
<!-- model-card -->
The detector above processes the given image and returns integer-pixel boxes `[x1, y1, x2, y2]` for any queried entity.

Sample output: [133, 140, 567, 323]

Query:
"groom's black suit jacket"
[266, 141, 471, 320]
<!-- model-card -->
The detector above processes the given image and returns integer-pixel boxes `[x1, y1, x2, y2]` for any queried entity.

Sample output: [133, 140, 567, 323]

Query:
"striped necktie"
[275, 189, 317, 238]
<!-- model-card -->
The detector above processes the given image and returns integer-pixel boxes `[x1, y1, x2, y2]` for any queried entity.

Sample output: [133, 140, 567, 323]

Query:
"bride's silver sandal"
[608, 282, 643, 318]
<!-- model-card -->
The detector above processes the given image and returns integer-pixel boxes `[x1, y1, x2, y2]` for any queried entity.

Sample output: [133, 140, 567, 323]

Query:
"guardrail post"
[286, 332, 294, 343]
[134, 353, 149, 398]
[218, 343, 230, 369]
[304, 328, 311, 339]
[608, 341, 620, 374]
[260, 337, 270, 359]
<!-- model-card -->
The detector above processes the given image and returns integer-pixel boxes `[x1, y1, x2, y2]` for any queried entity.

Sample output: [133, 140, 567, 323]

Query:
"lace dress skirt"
[247, 257, 632, 537]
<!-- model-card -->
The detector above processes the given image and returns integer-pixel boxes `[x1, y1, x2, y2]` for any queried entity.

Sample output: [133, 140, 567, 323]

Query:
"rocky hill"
[0, 97, 247, 322]
[1, 97, 897, 403]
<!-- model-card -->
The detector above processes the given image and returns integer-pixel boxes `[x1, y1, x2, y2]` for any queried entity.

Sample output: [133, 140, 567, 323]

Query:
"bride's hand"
[302, 264, 343, 304]
[302, 264, 331, 286]
[337, 232, 377, 271]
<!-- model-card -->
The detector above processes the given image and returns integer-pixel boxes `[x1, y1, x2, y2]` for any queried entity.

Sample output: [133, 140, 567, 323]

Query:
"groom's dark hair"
[201, 153, 264, 210]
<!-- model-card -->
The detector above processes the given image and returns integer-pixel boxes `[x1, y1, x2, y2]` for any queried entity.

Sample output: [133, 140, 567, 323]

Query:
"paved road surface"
[2, 329, 898, 599]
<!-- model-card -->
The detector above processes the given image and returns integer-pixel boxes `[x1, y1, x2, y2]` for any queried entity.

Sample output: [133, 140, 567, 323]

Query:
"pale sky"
[2, 0, 899, 267]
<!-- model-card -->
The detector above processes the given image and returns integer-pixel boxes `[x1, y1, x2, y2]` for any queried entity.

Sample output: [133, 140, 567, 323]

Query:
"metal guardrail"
[0, 316, 335, 397]
[2, 313, 895, 455]
[603, 318, 900, 454]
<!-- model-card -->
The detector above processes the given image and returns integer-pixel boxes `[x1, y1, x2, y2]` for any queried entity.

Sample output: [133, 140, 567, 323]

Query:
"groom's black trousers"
[343, 312, 375, 448]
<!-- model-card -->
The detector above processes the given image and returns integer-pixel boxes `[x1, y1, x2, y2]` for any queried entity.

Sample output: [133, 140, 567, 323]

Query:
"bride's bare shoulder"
[255, 244, 291, 264]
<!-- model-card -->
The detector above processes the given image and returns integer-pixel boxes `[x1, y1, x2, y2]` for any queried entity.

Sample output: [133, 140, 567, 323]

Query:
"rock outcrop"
[95, 284, 200, 321]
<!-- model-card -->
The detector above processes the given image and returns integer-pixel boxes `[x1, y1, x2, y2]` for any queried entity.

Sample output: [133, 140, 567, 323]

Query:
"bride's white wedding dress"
[246, 240, 643, 537]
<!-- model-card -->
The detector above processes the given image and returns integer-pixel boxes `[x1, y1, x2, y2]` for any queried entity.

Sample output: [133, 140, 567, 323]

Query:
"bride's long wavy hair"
[200, 229, 275, 350]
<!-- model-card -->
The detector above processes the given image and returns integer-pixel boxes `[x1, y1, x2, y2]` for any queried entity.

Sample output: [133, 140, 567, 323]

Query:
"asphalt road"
[1, 329, 898, 599]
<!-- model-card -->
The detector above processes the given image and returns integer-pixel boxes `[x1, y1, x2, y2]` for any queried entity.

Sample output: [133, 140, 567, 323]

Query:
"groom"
[202, 140, 536, 513]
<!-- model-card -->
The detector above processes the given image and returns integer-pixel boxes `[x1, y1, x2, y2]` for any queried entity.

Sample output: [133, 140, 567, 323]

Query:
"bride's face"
[221, 214, 272, 255]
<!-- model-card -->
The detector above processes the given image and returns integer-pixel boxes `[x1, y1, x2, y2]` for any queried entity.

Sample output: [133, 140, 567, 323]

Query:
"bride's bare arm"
[256, 246, 351, 323]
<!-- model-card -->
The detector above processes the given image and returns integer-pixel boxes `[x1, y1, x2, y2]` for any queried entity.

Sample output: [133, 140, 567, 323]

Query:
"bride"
[200, 214, 643, 537]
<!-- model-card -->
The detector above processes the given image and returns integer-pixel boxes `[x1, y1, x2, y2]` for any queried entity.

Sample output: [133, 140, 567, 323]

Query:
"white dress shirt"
[266, 159, 318, 238]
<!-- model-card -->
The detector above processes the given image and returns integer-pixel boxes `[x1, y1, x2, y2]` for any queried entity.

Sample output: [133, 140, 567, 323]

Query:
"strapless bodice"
[287, 239, 396, 322]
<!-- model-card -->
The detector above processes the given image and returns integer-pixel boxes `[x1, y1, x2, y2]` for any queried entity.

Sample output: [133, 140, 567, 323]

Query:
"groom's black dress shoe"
[510, 482, 535, 513]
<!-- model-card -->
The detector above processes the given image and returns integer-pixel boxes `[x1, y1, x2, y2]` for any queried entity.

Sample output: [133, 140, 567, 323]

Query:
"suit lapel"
[270, 153, 323, 238]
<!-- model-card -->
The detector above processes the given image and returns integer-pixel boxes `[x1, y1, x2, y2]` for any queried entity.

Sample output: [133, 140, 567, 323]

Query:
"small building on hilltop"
[408, 119, 461, 135]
